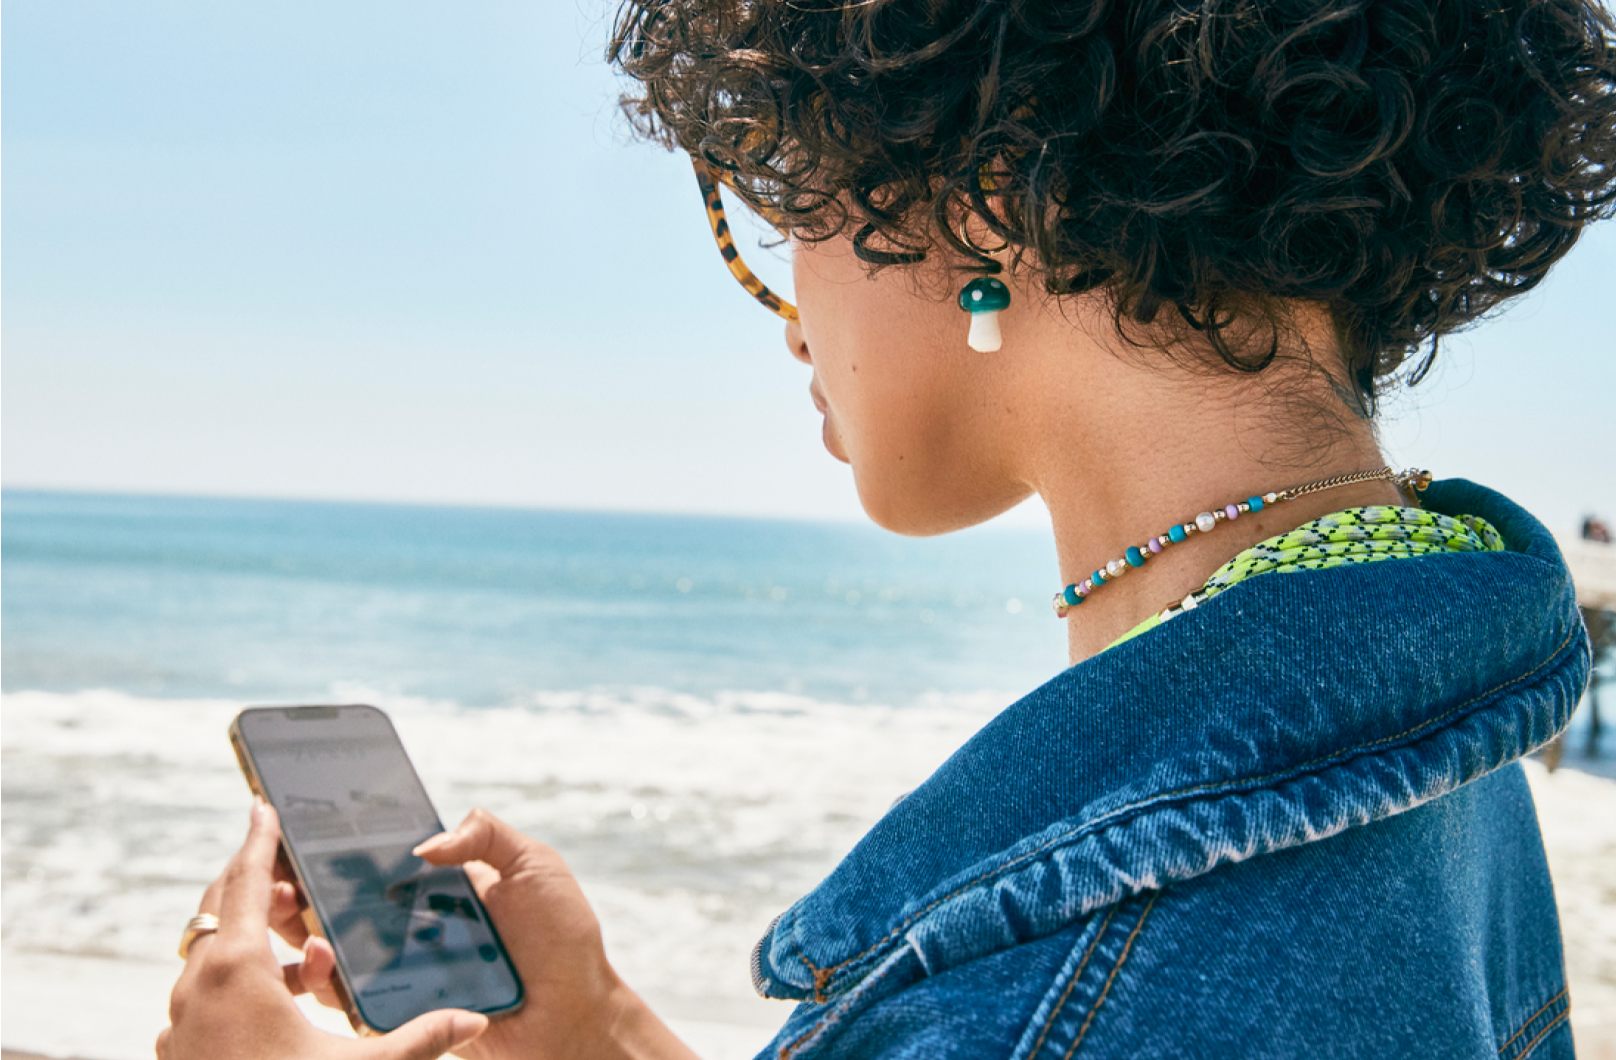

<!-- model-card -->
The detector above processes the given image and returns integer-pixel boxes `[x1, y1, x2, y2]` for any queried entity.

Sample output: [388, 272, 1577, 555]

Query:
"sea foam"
[1, 685, 1006, 1004]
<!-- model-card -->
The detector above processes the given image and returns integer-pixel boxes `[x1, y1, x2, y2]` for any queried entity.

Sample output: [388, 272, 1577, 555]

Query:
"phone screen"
[232, 705, 523, 1032]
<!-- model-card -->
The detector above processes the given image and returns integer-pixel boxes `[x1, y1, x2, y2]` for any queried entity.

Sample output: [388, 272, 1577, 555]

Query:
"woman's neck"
[1004, 296, 1400, 665]
[1044, 471, 1404, 663]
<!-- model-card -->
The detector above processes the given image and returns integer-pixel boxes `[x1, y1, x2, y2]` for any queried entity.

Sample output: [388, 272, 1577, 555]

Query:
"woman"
[161, 0, 1614, 1057]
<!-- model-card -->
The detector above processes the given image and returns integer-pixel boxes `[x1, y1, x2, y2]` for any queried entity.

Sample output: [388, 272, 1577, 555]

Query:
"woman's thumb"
[364, 1010, 488, 1060]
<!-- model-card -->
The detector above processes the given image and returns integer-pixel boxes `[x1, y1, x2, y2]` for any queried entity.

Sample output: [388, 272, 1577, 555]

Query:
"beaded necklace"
[1051, 466, 1433, 619]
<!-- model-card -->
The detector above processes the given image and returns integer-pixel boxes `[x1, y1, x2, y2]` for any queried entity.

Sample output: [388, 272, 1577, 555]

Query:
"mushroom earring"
[958, 277, 1011, 352]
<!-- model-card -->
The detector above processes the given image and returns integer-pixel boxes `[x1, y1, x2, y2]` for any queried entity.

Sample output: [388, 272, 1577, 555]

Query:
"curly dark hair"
[609, 0, 1616, 408]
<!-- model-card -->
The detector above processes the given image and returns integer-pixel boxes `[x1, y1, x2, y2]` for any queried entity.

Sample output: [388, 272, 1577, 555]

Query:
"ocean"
[7, 489, 1610, 1058]
[0, 489, 1068, 1043]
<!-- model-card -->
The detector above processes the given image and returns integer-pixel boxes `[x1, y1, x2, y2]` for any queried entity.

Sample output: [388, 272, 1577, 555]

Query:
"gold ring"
[178, 913, 221, 960]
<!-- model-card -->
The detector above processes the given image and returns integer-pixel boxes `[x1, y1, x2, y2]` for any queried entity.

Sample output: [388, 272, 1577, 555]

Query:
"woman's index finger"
[416, 808, 532, 875]
[216, 799, 284, 943]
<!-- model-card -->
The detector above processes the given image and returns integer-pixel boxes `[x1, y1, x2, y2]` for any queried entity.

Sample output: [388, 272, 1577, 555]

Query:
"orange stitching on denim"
[1064, 892, 1158, 1059]
[778, 1013, 825, 1059]
[802, 626, 1579, 989]
[779, 1006, 839, 1060]
[1025, 905, 1120, 1059]
[1511, 1008, 1569, 1060]
[778, 959, 838, 1059]
[801, 955, 832, 1005]
[779, 951, 902, 1058]
[1497, 987, 1569, 1055]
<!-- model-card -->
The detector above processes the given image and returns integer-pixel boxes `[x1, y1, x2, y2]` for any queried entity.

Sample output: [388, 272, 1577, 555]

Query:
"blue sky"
[4, 1, 1613, 531]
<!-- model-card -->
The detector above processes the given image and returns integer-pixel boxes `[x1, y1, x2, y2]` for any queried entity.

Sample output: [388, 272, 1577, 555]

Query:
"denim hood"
[751, 479, 1589, 1005]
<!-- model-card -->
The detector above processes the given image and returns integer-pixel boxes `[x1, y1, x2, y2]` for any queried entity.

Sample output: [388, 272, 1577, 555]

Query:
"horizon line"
[0, 482, 1055, 533]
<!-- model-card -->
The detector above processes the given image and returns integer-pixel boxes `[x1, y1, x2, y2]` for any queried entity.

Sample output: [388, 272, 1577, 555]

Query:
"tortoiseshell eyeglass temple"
[691, 157, 800, 323]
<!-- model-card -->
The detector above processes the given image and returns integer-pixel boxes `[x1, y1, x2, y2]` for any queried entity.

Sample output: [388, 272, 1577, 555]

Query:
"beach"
[5, 697, 1614, 1059]
[4, 492, 1613, 1057]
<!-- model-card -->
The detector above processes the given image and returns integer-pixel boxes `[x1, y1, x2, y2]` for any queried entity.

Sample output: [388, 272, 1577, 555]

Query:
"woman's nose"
[784, 321, 812, 365]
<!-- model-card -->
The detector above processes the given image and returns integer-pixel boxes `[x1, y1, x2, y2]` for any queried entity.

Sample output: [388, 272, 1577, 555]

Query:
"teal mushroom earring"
[958, 277, 1011, 352]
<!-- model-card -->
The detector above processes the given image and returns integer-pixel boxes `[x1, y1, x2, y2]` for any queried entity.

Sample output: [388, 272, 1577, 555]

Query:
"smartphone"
[229, 704, 524, 1033]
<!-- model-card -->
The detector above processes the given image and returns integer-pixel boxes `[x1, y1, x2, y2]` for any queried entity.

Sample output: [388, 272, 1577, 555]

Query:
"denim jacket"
[750, 480, 1589, 1059]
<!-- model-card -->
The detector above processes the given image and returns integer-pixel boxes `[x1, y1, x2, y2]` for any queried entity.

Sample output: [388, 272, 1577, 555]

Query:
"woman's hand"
[414, 809, 700, 1060]
[158, 799, 489, 1060]
[298, 807, 699, 1060]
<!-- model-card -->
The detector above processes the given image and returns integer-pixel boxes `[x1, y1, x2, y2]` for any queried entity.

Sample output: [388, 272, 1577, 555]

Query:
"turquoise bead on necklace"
[1051, 467, 1431, 618]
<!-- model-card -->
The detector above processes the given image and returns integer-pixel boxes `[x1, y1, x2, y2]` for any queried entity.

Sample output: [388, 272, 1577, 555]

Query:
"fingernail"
[251, 796, 267, 821]
[412, 833, 448, 856]
[449, 1013, 488, 1045]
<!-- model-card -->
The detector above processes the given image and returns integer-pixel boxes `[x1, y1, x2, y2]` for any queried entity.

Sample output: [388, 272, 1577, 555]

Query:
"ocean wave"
[1, 685, 1007, 1000]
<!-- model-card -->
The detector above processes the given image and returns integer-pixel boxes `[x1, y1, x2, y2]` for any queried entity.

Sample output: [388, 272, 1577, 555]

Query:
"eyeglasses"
[691, 157, 800, 323]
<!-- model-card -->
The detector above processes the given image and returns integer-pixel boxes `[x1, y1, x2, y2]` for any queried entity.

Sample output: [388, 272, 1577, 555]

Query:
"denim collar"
[752, 479, 1589, 1002]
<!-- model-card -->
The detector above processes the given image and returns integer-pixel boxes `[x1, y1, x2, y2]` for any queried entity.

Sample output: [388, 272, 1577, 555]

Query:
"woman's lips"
[810, 383, 849, 462]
